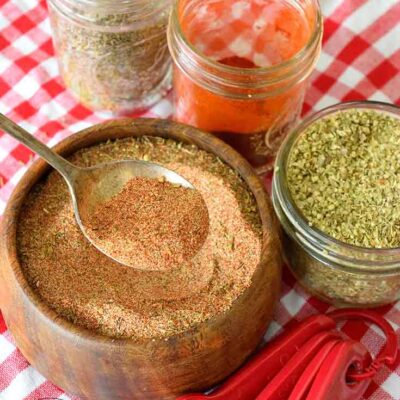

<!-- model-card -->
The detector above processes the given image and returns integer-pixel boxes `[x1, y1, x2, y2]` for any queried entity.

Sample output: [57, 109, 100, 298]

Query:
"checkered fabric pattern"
[186, 0, 311, 67]
[0, 0, 399, 399]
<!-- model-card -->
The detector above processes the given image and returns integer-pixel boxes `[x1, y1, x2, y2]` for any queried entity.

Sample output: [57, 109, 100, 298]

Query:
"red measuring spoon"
[178, 314, 336, 400]
[254, 332, 341, 400]
[305, 341, 371, 400]
[287, 339, 348, 400]
[328, 309, 398, 382]
[178, 310, 397, 400]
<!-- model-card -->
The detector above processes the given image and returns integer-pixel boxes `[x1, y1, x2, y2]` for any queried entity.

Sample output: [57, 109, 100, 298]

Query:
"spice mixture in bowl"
[85, 177, 210, 271]
[273, 101, 400, 307]
[17, 135, 263, 339]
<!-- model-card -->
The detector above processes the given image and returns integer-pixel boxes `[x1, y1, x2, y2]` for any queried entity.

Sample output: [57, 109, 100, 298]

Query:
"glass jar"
[47, 0, 172, 113]
[272, 101, 400, 307]
[168, 0, 323, 175]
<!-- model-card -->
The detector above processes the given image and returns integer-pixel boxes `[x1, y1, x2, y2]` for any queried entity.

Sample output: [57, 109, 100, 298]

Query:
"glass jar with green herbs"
[47, 0, 172, 113]
[273, 101, 400, 307]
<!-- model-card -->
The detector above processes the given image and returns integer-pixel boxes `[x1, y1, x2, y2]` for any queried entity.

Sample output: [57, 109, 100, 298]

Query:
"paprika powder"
[168, 0, 322, 173]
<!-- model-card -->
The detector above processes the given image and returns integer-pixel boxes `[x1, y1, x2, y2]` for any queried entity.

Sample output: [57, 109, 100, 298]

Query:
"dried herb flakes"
[288, 109, 400, 248]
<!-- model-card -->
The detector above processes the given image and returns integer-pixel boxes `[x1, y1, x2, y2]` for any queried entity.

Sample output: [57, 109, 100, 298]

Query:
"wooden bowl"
[0, 118, 281, 400]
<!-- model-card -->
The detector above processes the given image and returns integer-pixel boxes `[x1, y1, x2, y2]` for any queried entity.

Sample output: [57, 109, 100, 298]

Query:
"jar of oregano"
[47, 0, 172, 113]
[273, 101, 400, 307]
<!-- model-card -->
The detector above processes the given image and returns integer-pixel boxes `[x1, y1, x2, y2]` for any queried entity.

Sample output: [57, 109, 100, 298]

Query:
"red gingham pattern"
[183, 0, 309, 67]
[0, 0, 400, 399]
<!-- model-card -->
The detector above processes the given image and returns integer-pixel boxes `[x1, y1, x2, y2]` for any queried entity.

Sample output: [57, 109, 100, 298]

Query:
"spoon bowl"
[0, 113, 208, 269]
[71, 160, 199, 266]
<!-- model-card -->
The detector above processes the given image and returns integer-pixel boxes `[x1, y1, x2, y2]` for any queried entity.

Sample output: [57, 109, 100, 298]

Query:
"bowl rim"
[1, 117, 279, 347]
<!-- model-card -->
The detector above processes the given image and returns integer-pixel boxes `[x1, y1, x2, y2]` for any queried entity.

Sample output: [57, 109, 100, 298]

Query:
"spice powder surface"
[17, 137, 262, 340]
[287, 109, 400, 248]
[86, 177, 209, 271]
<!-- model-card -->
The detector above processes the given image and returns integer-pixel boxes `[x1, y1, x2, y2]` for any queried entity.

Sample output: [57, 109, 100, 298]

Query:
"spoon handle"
[0, 113, 77, 179]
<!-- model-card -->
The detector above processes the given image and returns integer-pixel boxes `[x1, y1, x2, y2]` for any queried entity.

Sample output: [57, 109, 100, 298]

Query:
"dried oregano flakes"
[287, 109, 400, 249]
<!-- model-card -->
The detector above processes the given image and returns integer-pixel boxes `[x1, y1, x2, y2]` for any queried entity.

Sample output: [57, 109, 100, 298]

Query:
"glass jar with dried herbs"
[47, 0, 172, 113]
[273, 101, 400, 307]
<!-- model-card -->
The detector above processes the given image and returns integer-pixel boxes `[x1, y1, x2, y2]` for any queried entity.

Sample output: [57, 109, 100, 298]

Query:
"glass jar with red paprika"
[168, 0, 323, 174]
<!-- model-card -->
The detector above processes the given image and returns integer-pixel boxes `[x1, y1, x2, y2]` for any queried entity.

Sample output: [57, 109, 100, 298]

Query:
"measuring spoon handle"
[0, 113, 77, 180]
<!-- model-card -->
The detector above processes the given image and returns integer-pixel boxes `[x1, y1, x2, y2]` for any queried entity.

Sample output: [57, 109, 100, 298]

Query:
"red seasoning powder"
[86, 177, 209, 271]
[169, 0, 322, 172]
[17, 137, 262, 340]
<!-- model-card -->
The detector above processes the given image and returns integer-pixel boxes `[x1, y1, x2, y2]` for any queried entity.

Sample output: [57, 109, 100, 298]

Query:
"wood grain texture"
[0, 118, 281, 400]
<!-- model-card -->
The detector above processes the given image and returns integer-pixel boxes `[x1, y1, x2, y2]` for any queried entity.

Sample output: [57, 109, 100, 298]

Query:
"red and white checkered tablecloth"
[0, 0, 400, 399]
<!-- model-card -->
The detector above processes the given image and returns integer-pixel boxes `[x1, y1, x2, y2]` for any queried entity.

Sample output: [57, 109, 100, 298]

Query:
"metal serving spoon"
[0, 113, 208, 269]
